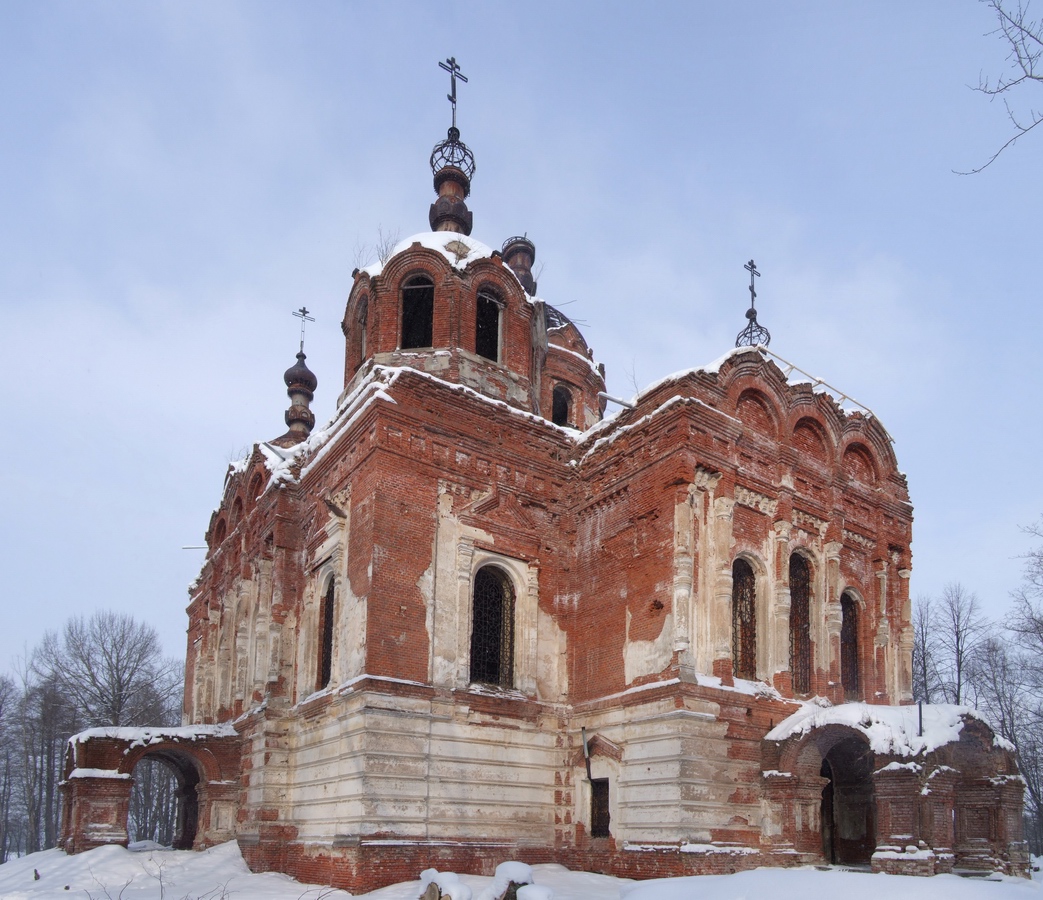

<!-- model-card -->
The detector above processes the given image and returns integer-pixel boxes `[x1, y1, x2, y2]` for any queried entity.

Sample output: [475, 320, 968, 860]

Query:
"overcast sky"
[1, 1, 1040, 669]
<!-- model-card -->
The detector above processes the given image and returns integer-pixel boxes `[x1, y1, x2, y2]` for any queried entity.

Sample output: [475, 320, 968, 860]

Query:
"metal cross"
[439, 56, 468, 129]
[293, 306, 315, 352]
[745, 259, 760, 309]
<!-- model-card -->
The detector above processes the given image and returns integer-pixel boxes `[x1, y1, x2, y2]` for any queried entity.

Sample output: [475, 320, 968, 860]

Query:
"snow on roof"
[765, 702, 1010, 757]
[70, 724, 237, 748]
[248, 363, 581, 496]
[361, 231, 498, 278]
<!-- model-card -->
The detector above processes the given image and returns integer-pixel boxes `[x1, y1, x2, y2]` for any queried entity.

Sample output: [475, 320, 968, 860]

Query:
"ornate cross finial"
[735, 259, 771, 348]
[293, 306, 315, 353]
[439, 56, 468, 129]
[745, 259, 760, 306]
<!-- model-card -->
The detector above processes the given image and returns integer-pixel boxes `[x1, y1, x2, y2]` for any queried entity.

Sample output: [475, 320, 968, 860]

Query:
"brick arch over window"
[470, 565, 515, 688]
[840, 590, 860, 698]
[736, 388, 778, 439]
[789, 553, 812, 694]
[793, 416, 831, 466]
[842, 442, 878, 484]
[247, 471, 265, 510]
[732, 558, 757, 680]
[400, 274, 434, 349]
[349, 295, 369, 372]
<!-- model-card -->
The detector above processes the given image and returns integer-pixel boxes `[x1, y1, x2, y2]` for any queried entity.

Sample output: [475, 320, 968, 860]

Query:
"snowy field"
[0, 841, 1039, 900]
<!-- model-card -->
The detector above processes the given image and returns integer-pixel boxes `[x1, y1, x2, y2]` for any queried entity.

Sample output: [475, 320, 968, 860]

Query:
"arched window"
[840, 591, 860, 698]
[475, 290, 501, 362]
[789, 554, 811, 694]
[552, 384, 572, 427]
[469, 566, 515, 687]
[401, 275, 434, 349]
[352, 297, 368, 371]
[317, 578, 335, 690]
[247, 473, 264, 509]
[213, 518, 227, 546]
[732, 559, 756, 679]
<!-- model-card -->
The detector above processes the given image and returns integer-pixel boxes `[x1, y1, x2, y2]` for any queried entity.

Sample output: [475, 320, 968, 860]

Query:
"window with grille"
[590, 778, 610, 838]
[840, 591, 860, 697]
[475, 292, 500, 361]
[401, 276, 434, 349]
[317, 578, 335, 690]
[789, 554, 811, 693]
[732, 559, 756, 680]
[552, 385, 572, 426]
[469, 566, 515, 687]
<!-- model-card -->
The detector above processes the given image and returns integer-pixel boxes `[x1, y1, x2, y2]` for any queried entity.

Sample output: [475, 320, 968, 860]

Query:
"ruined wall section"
[256, 368, 579, 852]
[569, 349, 913, 707]
[186, 452, 303, 724]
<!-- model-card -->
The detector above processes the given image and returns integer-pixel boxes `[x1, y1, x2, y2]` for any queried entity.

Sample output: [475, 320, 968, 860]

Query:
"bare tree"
[0, 675, 15, 863]
[36, 612, 181, 728]
[352, 225, 401, 269]
[911, 594, 941, 702]
[934, 583, 989, 704]
[961, 0, 1043, 173]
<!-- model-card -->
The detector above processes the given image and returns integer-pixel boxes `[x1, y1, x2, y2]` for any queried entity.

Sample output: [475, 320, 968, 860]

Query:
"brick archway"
[61, 727, 241, 855]
[762, 723, 875, 864]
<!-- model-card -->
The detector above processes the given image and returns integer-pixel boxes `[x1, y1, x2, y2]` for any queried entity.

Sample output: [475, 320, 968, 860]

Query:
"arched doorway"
[132, 749, 203, 850]
[820, 734, 875, 865]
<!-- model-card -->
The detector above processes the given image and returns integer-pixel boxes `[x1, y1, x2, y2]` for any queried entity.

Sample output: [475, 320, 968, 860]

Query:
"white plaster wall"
[283, 688, 562, 845]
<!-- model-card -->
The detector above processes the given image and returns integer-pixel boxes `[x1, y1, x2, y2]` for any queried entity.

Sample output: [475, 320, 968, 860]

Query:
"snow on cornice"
[765, 702, 1013, 757]
[69, 724, 237, 748]
[548, 342, 603, 380]
[576, 393, 737, 465]
[257, 364, 580, 490]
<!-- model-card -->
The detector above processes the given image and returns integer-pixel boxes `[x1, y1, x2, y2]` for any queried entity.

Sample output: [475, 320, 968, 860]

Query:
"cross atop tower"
[293, 306, 314, 353]
[439, 56, 468, 130]
[745, 259, 760, 308]
[735, 259, 771, 348]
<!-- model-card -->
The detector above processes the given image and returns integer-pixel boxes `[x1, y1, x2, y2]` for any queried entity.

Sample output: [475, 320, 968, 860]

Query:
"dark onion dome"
[284, 350, 317, 399]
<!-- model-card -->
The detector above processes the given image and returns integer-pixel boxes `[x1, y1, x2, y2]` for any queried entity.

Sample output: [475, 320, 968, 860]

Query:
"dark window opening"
[790, 554, 812, 694]
[552, 385, 572, 427]
[841, 592, 859, 697]
[317, 578, 335, 690]
[352, 298, 368, 370]
[469, 566, 515, 687]
[475, 292, 500, 362]
[401, 276, 434, 349]
[591, 778, 610, 838]
[732, 559, 756, 680]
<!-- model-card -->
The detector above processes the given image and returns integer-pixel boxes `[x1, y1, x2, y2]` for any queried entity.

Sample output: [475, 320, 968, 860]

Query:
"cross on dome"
[439, 56, 468, 130]
[735, 258, 771, 348]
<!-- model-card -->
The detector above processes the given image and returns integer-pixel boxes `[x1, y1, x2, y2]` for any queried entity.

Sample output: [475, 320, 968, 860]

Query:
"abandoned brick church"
[61, 71, 1027, 892]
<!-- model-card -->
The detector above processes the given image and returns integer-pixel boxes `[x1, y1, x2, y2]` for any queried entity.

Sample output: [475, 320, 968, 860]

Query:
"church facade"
[61, 97, 1026, 892]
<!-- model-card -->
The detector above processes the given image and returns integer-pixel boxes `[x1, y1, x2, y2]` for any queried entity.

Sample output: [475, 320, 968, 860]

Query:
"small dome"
[284, 351, 317, 396]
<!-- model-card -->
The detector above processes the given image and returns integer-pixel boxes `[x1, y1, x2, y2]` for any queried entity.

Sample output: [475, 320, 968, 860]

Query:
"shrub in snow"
[418, 868, 472, 900]
[474, 861, 535, 900]
[517, 885, 554, 900]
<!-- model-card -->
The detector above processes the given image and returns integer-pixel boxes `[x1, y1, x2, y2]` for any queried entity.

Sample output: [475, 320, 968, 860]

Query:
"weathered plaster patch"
[624, 610, 674, 684]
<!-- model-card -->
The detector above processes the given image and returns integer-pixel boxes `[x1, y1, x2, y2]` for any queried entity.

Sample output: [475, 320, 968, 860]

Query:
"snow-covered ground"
[0, 841, 1039, 900]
